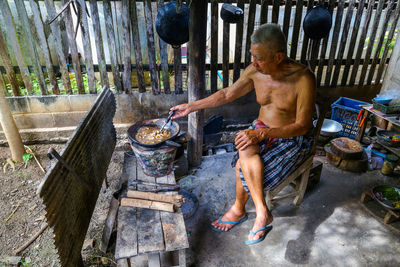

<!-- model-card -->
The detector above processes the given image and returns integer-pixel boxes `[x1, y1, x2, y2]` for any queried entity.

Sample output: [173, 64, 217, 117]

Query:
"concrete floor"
[176, 152, 400, 267]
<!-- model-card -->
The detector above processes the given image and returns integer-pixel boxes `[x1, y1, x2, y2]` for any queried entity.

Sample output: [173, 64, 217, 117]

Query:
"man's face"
[250, 43, 278, 75]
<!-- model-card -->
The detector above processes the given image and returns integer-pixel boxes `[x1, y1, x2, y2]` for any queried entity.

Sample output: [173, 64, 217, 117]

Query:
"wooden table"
[115, 152, 189, 267]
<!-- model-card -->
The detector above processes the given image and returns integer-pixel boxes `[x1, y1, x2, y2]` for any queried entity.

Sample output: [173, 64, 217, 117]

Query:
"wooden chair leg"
[266, 190, 273, 210]
[293, 168, 310, 206]
[179, 249, 186, 267]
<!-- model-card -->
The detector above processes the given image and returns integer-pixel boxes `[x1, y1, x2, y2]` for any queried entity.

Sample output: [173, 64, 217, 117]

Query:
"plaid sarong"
[231, 120, 314, 194]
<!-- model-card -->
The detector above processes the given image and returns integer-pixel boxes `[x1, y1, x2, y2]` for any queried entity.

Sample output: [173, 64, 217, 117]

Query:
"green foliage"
[19, 260, 30, 267]
[364, 24, 398, 57]
[23, 153, 32, 163]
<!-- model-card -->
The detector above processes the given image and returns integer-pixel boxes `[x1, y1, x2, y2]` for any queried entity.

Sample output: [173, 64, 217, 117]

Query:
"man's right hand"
[170, 103, 193, 119]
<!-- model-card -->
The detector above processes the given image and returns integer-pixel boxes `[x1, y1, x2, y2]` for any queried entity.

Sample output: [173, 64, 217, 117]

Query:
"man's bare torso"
[249, 60, 312, 129]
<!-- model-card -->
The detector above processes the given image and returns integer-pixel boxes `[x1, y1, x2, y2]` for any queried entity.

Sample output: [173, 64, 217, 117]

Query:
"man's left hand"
[235, 129, 267, 151]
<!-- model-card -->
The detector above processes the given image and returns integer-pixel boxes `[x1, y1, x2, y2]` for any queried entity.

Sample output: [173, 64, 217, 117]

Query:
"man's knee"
[238, 144, 260, 160]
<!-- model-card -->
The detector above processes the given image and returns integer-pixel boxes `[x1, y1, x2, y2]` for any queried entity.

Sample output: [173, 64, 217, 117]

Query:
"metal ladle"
[159, 110, 176, 132]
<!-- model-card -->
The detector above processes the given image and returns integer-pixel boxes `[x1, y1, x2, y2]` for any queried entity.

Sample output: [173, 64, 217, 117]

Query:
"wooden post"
[187, 0, 207, 167]
[0, 75, 24, 162]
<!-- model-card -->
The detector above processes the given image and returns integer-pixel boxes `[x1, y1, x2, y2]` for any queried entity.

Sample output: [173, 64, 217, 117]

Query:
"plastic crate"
[372, 101, 400, 114]
[331, 97, 369, 138]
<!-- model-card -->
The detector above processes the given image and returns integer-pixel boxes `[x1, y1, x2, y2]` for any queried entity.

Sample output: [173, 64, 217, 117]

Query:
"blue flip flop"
[245, 225, 273, 245]
[210, 215, 248, 232]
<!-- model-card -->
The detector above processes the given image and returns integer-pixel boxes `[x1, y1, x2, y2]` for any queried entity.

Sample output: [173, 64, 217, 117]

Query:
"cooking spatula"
[159, 110, 176, 132]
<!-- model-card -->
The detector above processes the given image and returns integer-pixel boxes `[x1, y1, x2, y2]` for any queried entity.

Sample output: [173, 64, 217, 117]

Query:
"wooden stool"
[361, 190, 400, 224]
[115, 153, 189, 267]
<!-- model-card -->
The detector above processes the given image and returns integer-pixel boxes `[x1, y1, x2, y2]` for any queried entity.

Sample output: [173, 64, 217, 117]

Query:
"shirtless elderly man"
[171, 23, 315, 245]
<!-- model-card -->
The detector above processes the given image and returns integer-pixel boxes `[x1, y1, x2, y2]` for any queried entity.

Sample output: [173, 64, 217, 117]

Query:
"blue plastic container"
[331, 97, 369, 138]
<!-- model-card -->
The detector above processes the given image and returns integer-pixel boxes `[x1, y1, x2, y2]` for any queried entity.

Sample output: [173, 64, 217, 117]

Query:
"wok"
[127, 118, 181, 148]
[313, 119, 343, 136]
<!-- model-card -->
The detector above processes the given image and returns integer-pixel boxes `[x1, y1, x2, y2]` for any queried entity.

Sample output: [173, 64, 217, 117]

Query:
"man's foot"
[210, 205, 247, 232]
[248, 211, 273, 242]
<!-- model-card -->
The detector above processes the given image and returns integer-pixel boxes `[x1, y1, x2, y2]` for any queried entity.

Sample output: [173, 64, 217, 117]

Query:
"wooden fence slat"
[77, 0, 96, 94]
[15, 0, 48, 95]
[0, 1, 33, 94]
[233, 0, 244, 83]
[103, 0, 123, 93]
[272, 0, 280, 24]
[324, 0, 345, 87]
[282, 0, 292, 39]
[0, 72, 8, 96]
[121, 0, 131, 93]
[223, 20, 230, 88]
[375, 1, 400, 85]
[44, 0, 72, 94]
[260, 0, 268, 25]
[89, 0, 110, 89]
[157, 0, 170, 94]
[366, 0, 395, 85]
[174, 47, 183, 94]
[340, 0, 365, 86]
[289, 0, 303, 59]
[244, 0, 257, 67]
[331, 0, 355, 87]
[349, 0, 374, 86]
[358, 0, 385, 86]
[130, 0, 146, 93]
[62, 0, 85, 94]
[300, 0, 315, 65]
[30, 0, 59, 94]
[144, 0, 159, 94]
[0, 30, 19, 96]
[210, 0, 218, 92]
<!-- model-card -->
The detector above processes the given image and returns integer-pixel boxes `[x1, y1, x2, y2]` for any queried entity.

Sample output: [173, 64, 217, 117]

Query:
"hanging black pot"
[155, 1, 190, 48]
[220, 3, 244, 24]
[303, 6, 332, 40]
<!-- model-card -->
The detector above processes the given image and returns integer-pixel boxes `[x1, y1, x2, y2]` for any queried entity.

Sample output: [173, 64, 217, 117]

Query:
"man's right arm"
[171, 66, 256, 119]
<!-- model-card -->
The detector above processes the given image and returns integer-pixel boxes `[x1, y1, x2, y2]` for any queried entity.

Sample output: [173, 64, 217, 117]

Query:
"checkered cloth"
[231, 120, 314, 194]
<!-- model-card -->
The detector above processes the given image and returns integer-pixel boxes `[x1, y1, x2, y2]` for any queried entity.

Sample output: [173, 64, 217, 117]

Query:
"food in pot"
[135, 125, 171, 145]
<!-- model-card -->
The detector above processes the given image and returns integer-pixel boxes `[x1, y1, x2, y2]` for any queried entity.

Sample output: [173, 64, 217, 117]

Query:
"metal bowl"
[313, 119, 343, 136]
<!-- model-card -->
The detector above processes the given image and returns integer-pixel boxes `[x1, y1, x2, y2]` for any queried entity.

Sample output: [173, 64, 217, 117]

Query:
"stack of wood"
[121, 190, 184, 213]
[324, 137, 368, 172]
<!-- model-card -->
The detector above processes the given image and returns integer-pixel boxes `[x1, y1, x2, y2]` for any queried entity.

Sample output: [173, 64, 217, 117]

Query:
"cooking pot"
[127, 118, 181, 148]
[155, 0, 189, 47]
[303, 6, 332, 40]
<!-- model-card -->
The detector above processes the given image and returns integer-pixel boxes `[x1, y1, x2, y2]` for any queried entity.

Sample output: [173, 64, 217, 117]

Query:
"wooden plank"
[316, 0, 336, 87]
[62, 0, 85, 94]
[15, 0, 48, 95]
[103, 0, 123, 93]
[282, 0, 292, 39]
[233, 0, 244, 83]
[144, 0, 160, 94]
[358, 0, 385, 86]
[244, 0, 257, 67]
[289, 0, 303, 59]
[331, 0, 356, 87]
[0, 30, 19, 96]
[158, 174, 189, 252]
[76, 0, 96, 94]
[157, 0, 170, 94]
[121, 0, 132, 93]
[29, 0, 59, 94]
[210, 0, 218, 92]
[0, 0, 33, 94]
[349, 0, 374, 86]
[271, 0, 280, 24]
[375, 1, 400, 84]
[44, 0, 72, 94]
[259, 0, 269, 25]
[340, 0, 366, 86]
[187, 0, 207, 167]
[148, 253, 161, 267]
[223, 21, 230, 88]
[324, 0, 345, 87]
[130, 0, 146, 93]
[174, 47, 183, 94]
[300, 0, 315, 65]
[89, 0, 110, 89]
[136, 165, 165, 254]
[366, 0, 395, 85]
[99, 196, 119, 253]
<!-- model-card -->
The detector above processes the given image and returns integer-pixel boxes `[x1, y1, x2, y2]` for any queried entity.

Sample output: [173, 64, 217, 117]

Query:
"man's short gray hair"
[251, 23, 287, 55]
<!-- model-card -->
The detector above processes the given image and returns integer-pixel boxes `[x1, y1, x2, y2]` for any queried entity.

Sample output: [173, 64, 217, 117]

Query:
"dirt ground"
[0, 143, 127, 267]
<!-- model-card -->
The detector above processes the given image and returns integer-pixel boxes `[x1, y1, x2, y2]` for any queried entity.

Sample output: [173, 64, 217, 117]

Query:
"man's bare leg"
[239, 145, 273, 241]
[211, 163, 250, 231]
